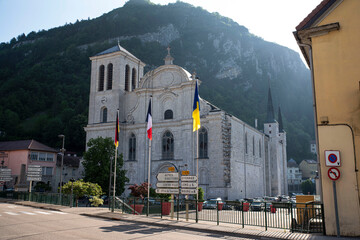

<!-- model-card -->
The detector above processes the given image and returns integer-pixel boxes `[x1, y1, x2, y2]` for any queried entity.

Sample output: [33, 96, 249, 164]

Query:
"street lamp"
[58, 134, 65, 204]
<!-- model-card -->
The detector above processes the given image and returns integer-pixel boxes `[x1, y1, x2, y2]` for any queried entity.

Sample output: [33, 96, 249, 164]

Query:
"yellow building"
[294, 0, 360, 236]
[299, 159, 317, 179]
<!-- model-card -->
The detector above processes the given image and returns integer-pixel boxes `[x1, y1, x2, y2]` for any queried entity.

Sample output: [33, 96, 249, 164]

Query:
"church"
[84, 44, 288, 200]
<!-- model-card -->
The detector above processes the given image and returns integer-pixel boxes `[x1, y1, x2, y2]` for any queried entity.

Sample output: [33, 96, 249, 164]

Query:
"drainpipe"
[297, 42, 323, 202]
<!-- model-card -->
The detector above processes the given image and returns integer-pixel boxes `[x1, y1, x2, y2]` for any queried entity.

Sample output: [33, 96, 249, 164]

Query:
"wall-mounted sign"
[325, 150, 341, 167]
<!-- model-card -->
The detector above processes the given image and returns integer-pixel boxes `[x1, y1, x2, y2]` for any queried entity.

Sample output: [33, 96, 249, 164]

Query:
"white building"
[287, 158, 302, 194]
[84, 45, 288, 200]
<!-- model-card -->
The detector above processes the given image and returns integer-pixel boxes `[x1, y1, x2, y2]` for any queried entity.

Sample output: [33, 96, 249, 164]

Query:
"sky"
[0, 0, 322, 57]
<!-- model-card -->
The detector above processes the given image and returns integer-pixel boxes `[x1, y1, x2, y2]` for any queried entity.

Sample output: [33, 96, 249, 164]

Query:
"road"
[0, 203, 252, 240]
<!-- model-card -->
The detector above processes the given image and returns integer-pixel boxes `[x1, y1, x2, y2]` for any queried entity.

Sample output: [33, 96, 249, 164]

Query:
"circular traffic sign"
[328, 167, 340, 181]
[328, 154, 337, 163]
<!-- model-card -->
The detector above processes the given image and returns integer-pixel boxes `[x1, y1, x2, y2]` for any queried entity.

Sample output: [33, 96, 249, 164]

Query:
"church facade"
[84, 45, 288, 200]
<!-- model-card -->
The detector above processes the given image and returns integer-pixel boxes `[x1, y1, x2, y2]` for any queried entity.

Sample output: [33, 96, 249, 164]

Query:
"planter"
[130, 204, 144, 215]
[270, 205, 276, 213]
[198, 202, 203, 212]
[217, 202, 224, 211]
[161, 202, 171, 215]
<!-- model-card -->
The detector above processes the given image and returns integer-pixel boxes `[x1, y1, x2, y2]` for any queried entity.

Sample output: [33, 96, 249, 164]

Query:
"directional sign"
[156, 172, 179, 181]
[328, 167, 340, 181]
[27, 168, 42, 172]
[181, 176, 197, 182]
[156, 182, 179, 188]
[182, 170, 189, 176]
[0, 169, 11, 172]
[27, 177, 42, 181]
[28, 165, 41, 168]
[155, 188, 179, 194]
[181, 188, 197, 194]
[181, 182, 197, 188]
[325, 150, 341, 167]
[168, 167, 175, 172]
[0, 177, 12, 181]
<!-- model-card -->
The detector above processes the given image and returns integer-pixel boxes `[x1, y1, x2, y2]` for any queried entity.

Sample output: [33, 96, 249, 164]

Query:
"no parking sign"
[325, 150, 341, 167]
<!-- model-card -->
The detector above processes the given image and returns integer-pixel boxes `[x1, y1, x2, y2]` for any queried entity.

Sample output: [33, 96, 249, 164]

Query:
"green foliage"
[128, 182, 149, 199]
[198, 187, 204, 201]
[83, 137, 128, 196]
[89, 196, 104, 207]
[62, 179, 103, 204]
[301, 179, 316, 195]
[34, 182, 52, 192]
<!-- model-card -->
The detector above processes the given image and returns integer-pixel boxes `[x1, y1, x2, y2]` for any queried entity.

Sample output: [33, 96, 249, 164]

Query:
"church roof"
[288, 158, 298, 167]
[266, 87, 276, 123]
[94, 44, 140, 61]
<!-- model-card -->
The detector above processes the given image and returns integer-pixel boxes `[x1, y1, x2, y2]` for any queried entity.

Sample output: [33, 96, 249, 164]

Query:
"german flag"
[115, 110, 119, 147]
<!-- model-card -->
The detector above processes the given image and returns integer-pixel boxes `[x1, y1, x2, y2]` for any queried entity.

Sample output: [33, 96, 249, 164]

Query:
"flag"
[192, 79, 201, 131]
[146, 99, 152, 140]
[115, 110, 119, 147]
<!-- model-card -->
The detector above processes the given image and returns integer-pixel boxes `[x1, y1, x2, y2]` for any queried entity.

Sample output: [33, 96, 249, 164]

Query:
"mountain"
[0, 0, 315, 161]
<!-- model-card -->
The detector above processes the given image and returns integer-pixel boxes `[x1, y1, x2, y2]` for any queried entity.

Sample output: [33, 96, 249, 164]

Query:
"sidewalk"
[0, 198, 355, 240]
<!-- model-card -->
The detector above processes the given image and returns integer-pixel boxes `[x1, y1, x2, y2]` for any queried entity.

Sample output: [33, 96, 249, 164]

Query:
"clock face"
[101, 96, 107, 104]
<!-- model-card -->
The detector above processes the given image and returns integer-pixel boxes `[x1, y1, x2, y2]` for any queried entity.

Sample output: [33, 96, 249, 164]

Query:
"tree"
[83, 137, 128, 196]
[62, 179, 103, 206]
[301, 179, 315, 195]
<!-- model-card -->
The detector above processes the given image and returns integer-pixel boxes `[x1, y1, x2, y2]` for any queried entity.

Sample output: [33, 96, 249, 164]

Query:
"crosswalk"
[0, 210, 68, 217]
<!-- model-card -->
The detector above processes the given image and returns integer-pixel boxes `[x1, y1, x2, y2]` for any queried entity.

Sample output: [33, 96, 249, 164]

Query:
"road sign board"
[0, 172, 11, 176]
[156, 173, 179, 181]
[0, 177, 12, 181]
[328, 167, 340, 181]
[182, 170, 189, 176]
[27, 173, 42, 177]
[28, 165, 41, 168]
[156, 182, 179, 188]
[0, 169, 11, 171]
[155, 188, 179, 194]
[325, 150, 341, 167]
[27, 177, 42, 181]
[181, 188, 197, 194]
[181, 182, 197, 188]
[168, 167, 175, 172]
[27, 168, 42, 172]
[181, 176, 197, 182]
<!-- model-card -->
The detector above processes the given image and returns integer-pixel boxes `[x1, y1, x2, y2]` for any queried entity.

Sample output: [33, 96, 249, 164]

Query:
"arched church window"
[129, 133, 136, 161]
[132, 68, 136, 90]
[259, 140, 262, 157]
[107, 63, 113, 90]
[98, 65, 105, 91]
[125, 65, 130, 92]
[162, 131, 174, 159]
[101, 107, 107, 123]
[245, 133, 248, 154]
[253, 136, 255, 156]
[199, 127, 208, 158]
[164, 110, 173, 120]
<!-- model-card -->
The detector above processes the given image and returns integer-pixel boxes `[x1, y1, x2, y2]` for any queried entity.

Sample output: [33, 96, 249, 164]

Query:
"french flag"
[146, 99, 152, 140]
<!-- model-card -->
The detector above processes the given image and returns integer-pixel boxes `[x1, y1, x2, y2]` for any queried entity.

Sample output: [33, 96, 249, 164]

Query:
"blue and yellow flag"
[192, 80, 201, 132]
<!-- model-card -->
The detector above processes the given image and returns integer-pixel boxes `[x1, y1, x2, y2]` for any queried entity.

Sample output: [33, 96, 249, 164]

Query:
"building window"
[39, 152, 46, 161]
[245, 133, 248, 154]
[162, 131, 174, 159]
[132, 68, 136, 90]
[259, 140, 261, 157]
[101, 108, 107, 123]
[46, 153, 54, 162]
[125, 65, 130, 92]
[30, 152, 38, 161]
[98, 65, 105, 91]
[199, 127, 208, 158]
[252, 136, 255, 156]
[164, 110, 173, 120]
[107, 63, 113, 90]
[129, 133, 136, 161]
[42, 167, 53, 176]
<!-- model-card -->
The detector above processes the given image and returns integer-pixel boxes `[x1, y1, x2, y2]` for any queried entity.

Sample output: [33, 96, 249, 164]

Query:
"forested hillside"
[0, 0, 315, 162]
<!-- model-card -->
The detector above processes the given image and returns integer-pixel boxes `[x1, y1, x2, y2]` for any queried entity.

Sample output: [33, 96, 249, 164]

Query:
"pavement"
[0, 198, 357, 240]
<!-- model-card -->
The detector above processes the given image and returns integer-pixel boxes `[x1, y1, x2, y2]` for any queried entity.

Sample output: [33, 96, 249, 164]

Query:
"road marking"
[34, 211, 51, 215]
[4, 212, 19, 215]
[20, 211, 36, 215]
[49, 211, 67, 214]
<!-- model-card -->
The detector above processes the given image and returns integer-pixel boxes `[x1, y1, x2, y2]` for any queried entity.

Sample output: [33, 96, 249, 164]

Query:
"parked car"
[250, 201, 264, 211]
[203, 198, 223, 209]
[222, 201, 234, 210]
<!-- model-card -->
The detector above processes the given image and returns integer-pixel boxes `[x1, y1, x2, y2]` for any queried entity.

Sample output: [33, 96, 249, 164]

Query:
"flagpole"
[146, 97, 152, 216]
[112, 146, 117, 212]
[147, 139, 151, 216]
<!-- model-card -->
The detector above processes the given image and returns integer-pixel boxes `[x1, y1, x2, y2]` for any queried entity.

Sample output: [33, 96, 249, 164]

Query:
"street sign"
[0, 177, 12, 181]
[325, 150, 341, 167]
[26, 177, 42, 181]
[156, 182, 179, 188]
[328, 167, 340, 181]
[0, 169, 11, 171]
[0, 169, 12, 181]
[181, 182, 197, 188]
[156, 173, 179, 181]
[181, 176, 197, 182]
[168, 167, 175, 172]
[155, 188, 179, 194]
[27, 168, 42, 172]
[28, 165, 41, 168]
[181, 188, 197, 194]
[182, 170, 189, 176]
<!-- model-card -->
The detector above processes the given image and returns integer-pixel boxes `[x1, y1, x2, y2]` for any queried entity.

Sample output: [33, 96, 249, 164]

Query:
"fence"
[112, 197, 325, 234]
